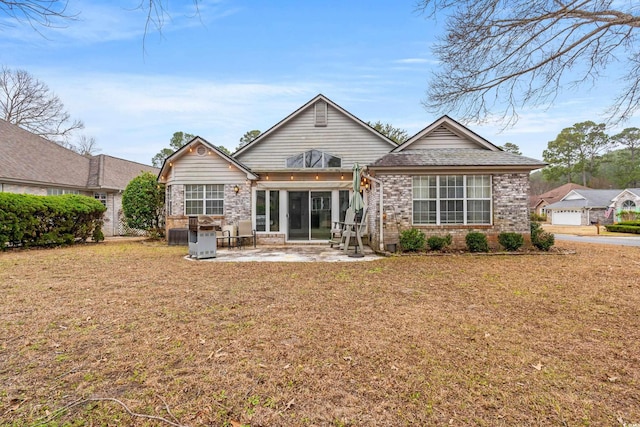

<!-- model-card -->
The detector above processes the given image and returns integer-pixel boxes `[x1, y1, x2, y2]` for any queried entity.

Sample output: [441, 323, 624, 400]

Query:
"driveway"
[543, 224, 640, 247]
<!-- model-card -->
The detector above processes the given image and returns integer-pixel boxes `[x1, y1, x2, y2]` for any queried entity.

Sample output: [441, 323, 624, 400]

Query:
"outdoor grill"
[188, 216, 217, 259]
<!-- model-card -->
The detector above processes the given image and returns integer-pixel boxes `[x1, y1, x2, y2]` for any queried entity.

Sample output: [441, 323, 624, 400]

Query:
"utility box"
[188, 216, 217, 259]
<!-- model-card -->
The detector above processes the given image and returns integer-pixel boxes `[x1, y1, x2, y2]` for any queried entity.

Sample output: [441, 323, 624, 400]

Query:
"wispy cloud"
[394, 58, 431, 64]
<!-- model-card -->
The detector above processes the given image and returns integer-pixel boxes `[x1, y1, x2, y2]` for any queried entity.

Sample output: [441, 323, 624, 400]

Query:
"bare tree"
[419, 1, 640, 126]
[0, 0, 72, 31]
[0, 1, 200, 37]
[0, 66, 84, 143]
[72, 134, 100, 156]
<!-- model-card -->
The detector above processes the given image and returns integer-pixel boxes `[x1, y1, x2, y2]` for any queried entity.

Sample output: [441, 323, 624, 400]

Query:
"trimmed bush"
[399, 228, 426, 252]
[530, 212, 547, 222]
[604, 224, 640, 234]
[465, 231, 489, 252]
[427, 234, 452, 251]
[0, 193, 105, 250]
[530, 221, 555, 251]
[498, 232, 524, 251]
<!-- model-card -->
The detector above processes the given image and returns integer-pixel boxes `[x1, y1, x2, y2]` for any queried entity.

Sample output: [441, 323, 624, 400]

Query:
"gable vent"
[196, 145, 207, 156]
[315, 101, 328, 127]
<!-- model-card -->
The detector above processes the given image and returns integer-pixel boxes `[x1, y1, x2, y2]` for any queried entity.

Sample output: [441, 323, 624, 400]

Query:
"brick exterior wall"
[165, 182, 253, 233]
[370, 173, 532, 249]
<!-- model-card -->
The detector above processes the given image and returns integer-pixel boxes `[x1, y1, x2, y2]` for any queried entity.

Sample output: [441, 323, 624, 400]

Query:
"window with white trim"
[185, 184, 224, 215]
[256, 190, 280, 232]
[286, 149, 341, 168]
[622, 200, 637, 211]
[166, 185, 173, 216]
[47, 188, 80, 195]
[94, 192, 107, 206]
[412, 175, 491, 225]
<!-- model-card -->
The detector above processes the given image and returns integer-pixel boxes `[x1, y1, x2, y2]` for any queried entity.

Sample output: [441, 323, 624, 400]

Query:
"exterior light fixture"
[266, 173, 269, 180]
[315, 174, 319, 180]
[290, 174, 294, 180]
[233, 185, 240, 194]
[341, 173, 344, 180]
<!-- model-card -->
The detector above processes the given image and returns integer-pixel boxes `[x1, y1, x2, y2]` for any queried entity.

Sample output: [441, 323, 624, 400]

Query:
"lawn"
[1, 240, 639, 426]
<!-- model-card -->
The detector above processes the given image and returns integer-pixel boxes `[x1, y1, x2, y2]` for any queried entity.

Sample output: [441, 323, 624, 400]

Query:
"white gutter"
[362, 169, 384, 252]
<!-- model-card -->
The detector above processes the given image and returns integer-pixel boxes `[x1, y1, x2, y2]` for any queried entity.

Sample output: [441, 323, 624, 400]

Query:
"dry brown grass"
[1, 239, 639, 426]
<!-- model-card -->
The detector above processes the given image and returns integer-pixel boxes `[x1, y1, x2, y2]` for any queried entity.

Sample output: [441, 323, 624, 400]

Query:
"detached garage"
[544, 189, 620, 226]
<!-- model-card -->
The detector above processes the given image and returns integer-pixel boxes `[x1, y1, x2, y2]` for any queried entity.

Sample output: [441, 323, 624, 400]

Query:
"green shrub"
[427, 234, 452, 251]
[399, 228, 426, 252]
[465, 231, 489, 252]
[604, 224, 640, 234]
[498, 232, 524, 251]
[530, 212, 547, 222]
[0, 193, 105, 250]
[530, 221, 555, 251]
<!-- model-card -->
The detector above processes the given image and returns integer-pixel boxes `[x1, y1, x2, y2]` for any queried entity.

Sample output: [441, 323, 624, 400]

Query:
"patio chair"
[329, 208, 355, 249]
[235, 219, 256, 248]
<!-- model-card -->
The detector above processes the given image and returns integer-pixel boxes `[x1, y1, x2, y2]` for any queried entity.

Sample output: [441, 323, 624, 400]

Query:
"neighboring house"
[611, 188, 640, 221]
[158, 94, 546, 250]
[0, 119, 159, 236]
[544, 189, 622, 226]
[530, 183, 590, 216]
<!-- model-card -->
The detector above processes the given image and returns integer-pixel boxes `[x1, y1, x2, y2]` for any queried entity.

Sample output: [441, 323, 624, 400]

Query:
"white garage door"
[552, 209, 582, 225]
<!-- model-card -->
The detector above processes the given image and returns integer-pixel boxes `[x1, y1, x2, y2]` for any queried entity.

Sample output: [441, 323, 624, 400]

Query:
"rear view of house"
[159, 94, 547, 249]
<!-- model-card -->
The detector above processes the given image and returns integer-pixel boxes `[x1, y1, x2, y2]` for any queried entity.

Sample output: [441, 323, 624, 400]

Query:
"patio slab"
[185, 245, 381, 262]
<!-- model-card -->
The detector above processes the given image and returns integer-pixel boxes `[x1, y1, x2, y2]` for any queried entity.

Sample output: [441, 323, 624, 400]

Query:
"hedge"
[604, 224, 640, 234]
[0, 193, 106, 250]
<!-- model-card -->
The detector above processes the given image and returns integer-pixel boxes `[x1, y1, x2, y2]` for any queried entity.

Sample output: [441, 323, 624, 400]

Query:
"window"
[413, 175, 491, 225]
[622, 200, 637, 211]
[94, 192, 107, 206]
[286, 150, 341, 168]
[166, 186, 172, 216]
[47, 188, 80, 195]
[255, 190, 280, 232]
[185, 184, 224, 215]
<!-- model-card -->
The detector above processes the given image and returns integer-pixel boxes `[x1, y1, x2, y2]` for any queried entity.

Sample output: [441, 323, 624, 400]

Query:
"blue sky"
[3, 0, 637, 165]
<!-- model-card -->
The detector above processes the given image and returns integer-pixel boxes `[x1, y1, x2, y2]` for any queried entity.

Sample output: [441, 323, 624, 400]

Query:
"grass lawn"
[1, 239, 639, 426]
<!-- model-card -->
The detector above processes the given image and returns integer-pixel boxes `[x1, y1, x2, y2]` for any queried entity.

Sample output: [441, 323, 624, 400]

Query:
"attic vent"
[315, 101, 327, 127]
[196, 145, 207, 156]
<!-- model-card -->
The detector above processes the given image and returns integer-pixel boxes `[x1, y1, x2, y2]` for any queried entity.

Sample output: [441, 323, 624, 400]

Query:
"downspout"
[362, 169, 384, 252]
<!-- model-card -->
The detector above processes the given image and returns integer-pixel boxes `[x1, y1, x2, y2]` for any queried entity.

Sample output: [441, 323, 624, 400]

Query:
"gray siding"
[236, 103, 394, 169]
[168, 146, 248, 185]
[409, 125, 478, 149]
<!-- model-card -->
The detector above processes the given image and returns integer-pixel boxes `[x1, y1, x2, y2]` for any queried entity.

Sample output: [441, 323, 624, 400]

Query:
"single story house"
[0, 118, 159, 236]
[158, 94, 546, 250]
[530, 183, 590, 217]
[544, 189, 622, 225]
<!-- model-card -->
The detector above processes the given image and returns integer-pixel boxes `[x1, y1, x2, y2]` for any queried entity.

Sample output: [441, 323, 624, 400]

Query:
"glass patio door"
[288, 191, 332, 240]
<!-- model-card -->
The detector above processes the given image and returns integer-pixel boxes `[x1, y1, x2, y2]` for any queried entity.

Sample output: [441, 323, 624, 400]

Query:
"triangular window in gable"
[315, 100, 328, 127]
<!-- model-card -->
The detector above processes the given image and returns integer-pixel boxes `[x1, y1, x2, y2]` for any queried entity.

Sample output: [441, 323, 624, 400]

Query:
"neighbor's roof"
[530, 183, 590, 208]
[545, 189, 621, 209]
[0, 118, 91, 188]
[369, 148, 546, 170]
[0, 118, 158, 191]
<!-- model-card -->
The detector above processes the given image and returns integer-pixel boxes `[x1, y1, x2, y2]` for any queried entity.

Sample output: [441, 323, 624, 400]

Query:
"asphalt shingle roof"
[545, 189, 622, 209]
[369, 149, 546, 168]
[1, 119, 158, 190]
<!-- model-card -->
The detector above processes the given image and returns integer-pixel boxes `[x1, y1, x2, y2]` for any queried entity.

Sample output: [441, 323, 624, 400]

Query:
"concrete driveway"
[543, 225, 640, 247]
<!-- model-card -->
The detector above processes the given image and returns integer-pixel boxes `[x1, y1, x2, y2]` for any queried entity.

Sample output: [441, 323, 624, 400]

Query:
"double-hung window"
[185, 184, 224, 215]
[413, 175, 491, 225]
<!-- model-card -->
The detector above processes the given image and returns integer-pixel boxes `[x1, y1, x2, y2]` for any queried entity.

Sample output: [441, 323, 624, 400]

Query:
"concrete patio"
[185, 245, 382, 262]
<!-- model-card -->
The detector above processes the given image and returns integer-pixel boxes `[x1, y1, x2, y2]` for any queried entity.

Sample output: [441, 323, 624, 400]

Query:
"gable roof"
[545, 189, 621, 209]
[232, 94, 397, 157]
[611, 188, 640, 201]
[530, 183, 590, 208]
[0, 118, 158, 191]
[158, 136, 258, 181]
[392, 115, 501, 152]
